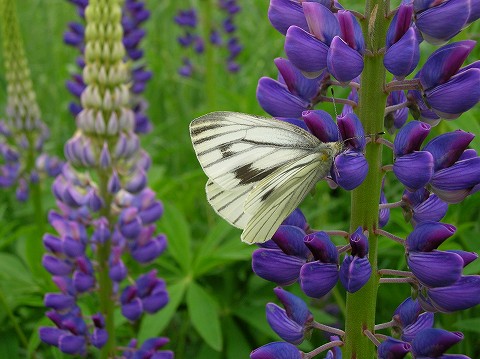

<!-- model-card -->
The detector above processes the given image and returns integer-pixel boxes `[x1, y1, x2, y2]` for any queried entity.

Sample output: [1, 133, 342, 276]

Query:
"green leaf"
[224, 317, 252, 359]
[187, 281, 223, 351]
[0, 330, 19, 358]
[157, 202, 192, 273]
[138, 281, 187, 341]
[234, 304, 276, 339]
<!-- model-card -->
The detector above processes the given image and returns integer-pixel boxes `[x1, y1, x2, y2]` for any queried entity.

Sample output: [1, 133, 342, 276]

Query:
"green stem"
[98, 170, 116, 359]
[343, 1, 389, 358]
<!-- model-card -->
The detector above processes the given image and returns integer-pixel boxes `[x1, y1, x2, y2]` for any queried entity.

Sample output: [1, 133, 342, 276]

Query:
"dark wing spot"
[261, 188, 275, 201]
[190, 123, 221, 136]
[219, 143, 235, 158]
[234, 164, 279, 185]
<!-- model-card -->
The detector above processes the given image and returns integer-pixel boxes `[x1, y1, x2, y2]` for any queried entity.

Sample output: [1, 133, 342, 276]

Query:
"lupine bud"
[411, 328, 464, 357]
[300, 261, 339, 298]
[377, 337, 411, 359]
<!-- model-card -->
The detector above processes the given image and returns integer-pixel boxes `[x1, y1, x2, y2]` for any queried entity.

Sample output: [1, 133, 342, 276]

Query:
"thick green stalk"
[343, 1, 389, 357]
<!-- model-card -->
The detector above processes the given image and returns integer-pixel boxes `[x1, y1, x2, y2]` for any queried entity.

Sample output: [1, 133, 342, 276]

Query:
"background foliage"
[0, 0, 479, 358]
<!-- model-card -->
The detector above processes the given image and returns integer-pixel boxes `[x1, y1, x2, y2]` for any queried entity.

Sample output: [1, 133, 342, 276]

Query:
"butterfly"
[190, 111, 344, 244]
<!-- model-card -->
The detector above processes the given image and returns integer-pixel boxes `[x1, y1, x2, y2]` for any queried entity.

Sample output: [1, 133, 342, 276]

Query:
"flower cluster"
[39, 0, 169, 356]
[0, 0, 62, 201]
[175, 0, 242, 77]
[249, 0, 480, 358]
[64, 0, 153, 133]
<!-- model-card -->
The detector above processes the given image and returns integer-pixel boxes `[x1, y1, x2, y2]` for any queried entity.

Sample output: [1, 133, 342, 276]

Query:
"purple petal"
[423, 130, 474, 171]
[302, 110, 339, 143]
[39, 327, 64, 346]
[384, 27, 420, 77]
[304, 231, 338, 264]
[408, 250, 463, 287]
[275, 57, 320, 101]
[411, 328, 464, 357]
[394, 120, 431, 157]
[411, 193, 448, 224]
[303, 2, 339, 44]
[268, 0, 308, 35]
[250, 341, 302, 359]
[406, 221, 456, 252]
[332, 150, 369, 190]
[415, 0, 470, 44]
[393, 151, 433, 191]
[300, 261, 339, 298]
[281, 209, 308, 230]
[266, 303, 305, 344]
[327, 36, 364, 82]
[256, 77, 309, 118]
[272, 225, 310, 258]
[90, 328, 108, 348]
[350, 227, 368, 257]
[337, 112, 365, 150]
[252, 248, 304, 285]
[402, 312, 435, 342]
[274, 287, 312, 326]
[419, 40, 475, 89]
[428, 275, 480, 312]
[44, 293, 76, 310]
[142, 290, 169, 313]
[336, 10, 364, 52]
[377, 338, 411, 359]
[339, 256, 372, 293]
[425, 68, 480, 119]
[393, 297, 422, 327]
[386, 4, 414, 47]
[59, 335, 85, 355]
[121, 297, 143, 321]
[285, 26, 329, 73]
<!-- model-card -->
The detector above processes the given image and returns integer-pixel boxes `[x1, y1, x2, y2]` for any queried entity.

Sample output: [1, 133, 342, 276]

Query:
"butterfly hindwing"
[241, 153, 326, 244]
[190, 112, 321, 190]
[205, 179, 251, 229]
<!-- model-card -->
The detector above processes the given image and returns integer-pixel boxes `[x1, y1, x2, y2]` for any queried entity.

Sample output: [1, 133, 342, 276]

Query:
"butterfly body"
[190, 111, 343, 244]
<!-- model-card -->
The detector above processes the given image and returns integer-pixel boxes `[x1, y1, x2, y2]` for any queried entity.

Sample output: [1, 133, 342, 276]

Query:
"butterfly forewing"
[190, 112, 321, 190]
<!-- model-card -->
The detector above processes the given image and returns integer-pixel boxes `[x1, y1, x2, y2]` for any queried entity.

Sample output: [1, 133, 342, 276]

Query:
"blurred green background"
[0, 0, 479, 358]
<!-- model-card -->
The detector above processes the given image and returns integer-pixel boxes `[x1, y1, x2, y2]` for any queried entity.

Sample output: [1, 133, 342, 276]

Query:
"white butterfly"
[190, 111, 344, 244]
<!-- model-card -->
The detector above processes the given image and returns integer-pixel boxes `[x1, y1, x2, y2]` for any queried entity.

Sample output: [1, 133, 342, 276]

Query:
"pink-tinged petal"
[300, 261, 338, 298]
[275, 57, 321, 100]
[428, 275, 480, 312]
[336, 10, 364, 52]
[252, 248, 304, 285]
[384, 27, 420, 78]
[285, 26, 329, 73]
[419, 40, 475, 89]
[387, 4, 414, 46]
[377, 338, 411, 359]
[423, 130, 474, 170]
[302, 2, 339, 44]
[268, 0, 309, 35]
[304, 231, 338, 264]
[406, 221, 456, 252]
[327, 36, 364, 82]
[274, 287, 313, 326]
[426, 68, 480, 120]
[394, 120, 431, 157]
[302, 110, 339, 143]
[272, 225, 310, 258]
[407, 250, 463, 287]
[393, 151, 433, 191]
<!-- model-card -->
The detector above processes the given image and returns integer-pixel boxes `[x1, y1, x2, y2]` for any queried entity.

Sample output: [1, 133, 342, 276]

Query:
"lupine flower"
[64, 0, 153, 133]
[284, 2, 364, 81]
[123, 337, 174, 359]
[391, 297, 434, 342]
[40, 0, 169, 355]
[0, 0, 62, 201]
[384, 3, 420, 78]
[409, 40, 480, 121]
[175, 1, 242, 76]
[265, 287, 314, 344]
[250, 341, 303, 359]
[385, 91, 409, 132]
[339, 227, 372, 293]
[401, 188, 448, 225]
